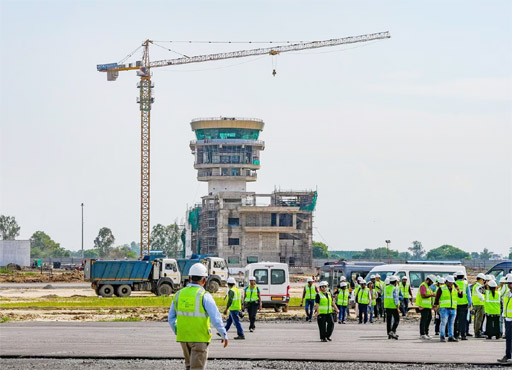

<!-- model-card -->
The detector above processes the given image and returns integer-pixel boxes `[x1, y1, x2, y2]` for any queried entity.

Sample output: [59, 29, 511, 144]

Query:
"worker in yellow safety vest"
[223, 277, 245, 340]
[384, 276, 400, 339]
[334, 282, 349, 324]
[314, 281, 339, 342]
[498, 275, 512, 363]
[243, 276, 262, 332]
[399, 276, 412, 317]
[356, 280, 370, 324]
[168, 263, 228, 370]
[434, 275, 462, 342]
[300, 277, 318, 322]
[485, 280, 501, 340]
[417, 274, 437, 340]
[472, 273, 486, 338]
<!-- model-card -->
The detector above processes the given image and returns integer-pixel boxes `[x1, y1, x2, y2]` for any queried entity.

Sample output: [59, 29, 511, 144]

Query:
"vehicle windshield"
[364, 271, 396, 281]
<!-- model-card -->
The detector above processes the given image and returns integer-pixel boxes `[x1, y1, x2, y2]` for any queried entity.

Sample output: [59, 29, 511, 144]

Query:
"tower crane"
[97, 31, 391, 257]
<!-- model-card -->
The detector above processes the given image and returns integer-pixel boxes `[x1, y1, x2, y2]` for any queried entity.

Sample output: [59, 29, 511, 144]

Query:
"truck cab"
[177, 255, 229, 293]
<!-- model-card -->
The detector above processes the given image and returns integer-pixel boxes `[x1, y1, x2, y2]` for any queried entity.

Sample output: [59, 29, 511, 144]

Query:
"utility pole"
[385, 240, 391, 264]
[81, 203, 84, 260]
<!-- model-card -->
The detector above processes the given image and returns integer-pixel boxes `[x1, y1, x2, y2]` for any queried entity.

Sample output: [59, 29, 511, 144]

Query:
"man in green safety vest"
[399, 276, 412, 317]
[300, 277, 318, 322]
[454, 271, 472, 340]
[222, 277, 245, 340]
[243, 276, 261, 332]
[498, 275, 512, 363]
[416, 274, 436, 340]
[374, 274, 385, 320]
[356, 280, 370, 324]
[334, 282, 349, 324]
[168, 263, 228, 370]
[384, 276, 400, 339]
[314, 281, 339, 342]
[472, 273, 486, 338]
[434, 275, 463, 342]
[485, 280, 501, 340]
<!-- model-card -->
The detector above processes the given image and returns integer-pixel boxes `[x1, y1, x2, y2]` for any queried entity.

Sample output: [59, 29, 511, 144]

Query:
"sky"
[0, 1, 511, 256]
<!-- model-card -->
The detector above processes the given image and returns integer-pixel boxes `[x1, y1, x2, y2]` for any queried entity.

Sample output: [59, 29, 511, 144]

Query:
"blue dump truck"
[84, 253, 229, 297]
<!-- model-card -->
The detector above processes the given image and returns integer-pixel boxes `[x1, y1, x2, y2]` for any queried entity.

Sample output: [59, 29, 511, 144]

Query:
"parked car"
[243, 262, 290, 312]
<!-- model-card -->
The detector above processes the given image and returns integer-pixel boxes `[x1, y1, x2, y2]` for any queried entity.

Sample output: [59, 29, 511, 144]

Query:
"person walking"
[454, 271, 472, 340]
[434, 275, 463, 342]
[485, 280, 502, 340]
[168, 263, 228, 370]
[223, 277, 245, 340]
[498, 275, 512, 363]
[335, 282, 349, 324]
[384, 276, 400, 339]
[243, 276, 261, 332]
[314, 281, 339, 342]
[417, 275, 436, 340]
[356, 280, 370, 324]
[434, 277, 445, 336]
[300, 277, 317, 322]
[472, 273, 486, 338]
[399, 276, 412, 317]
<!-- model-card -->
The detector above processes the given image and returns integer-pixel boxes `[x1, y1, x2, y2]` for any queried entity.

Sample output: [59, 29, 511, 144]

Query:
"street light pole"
[385, 240, 391, 264]
[81, 203, 84, 260]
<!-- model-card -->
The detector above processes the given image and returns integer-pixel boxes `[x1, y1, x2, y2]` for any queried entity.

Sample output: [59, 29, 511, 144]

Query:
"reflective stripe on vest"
[504, 294, 512, 318]
[244, 285, 259, 303]
[416, 281, 433, 309]
[336, 289, 349, 306]
[304, 284, 316, 300]
[357, 287, 370, 304]
[318, 292, 333, 314]
[230, 287, 242, 311]
[472, 283, 484, 306]
[175, 286, 211, 343]
[485, 290, 501, 315]
[439, 285, 458, 309]
[455, 280, 468, 305]
[400, 283, 410, 298]
[384, 285, 397, 309]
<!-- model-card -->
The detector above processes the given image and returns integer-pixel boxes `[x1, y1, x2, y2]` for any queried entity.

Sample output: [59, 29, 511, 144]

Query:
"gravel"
[0, 359, 500, 370]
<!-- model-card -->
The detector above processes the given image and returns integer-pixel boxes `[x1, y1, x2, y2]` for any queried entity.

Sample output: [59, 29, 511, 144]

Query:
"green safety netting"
[300, 191, 318, 211]
[188, 207, 200, 231]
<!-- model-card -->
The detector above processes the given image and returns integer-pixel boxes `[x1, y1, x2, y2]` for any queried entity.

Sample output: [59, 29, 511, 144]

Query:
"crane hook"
[272, 69, 277, 77]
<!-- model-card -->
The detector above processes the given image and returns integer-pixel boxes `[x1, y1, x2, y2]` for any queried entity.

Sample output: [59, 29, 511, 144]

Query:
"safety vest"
[375, 280, 384, 293]
[439, 285, 458, 309]
[503, 293, 512, 318]
[500, 285, 509, 299]
[399, 283, 410, 298]
[229, 286, 241, 311]
[384, 285, 397, 309]
[318, 292, 333, 314]
[416, 281, 433, 309]
[371, 289, 376, 306]
[455, 280, 468, 305]
[485, 290, 501, 315]
[357, 287, 370, 304]
[174, 286, 211, 343]
[244, 285, 259, 303]
[304, 284, 316, 300]
[336, 289, 349, 306]
[472, 283, 484, 306]
[353, 284, 360, 298]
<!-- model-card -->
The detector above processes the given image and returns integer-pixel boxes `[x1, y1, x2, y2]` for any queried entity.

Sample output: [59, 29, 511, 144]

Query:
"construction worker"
[314, 281, 338, 342]
[300, 277, 317, 322]
[498, 275, 512, 363]
[356, 280, 370, 324]
[485, 280, 501, 339]
[223, 277, 245, 340]
[368, 280, 376, 323]
[399, 276, 412, 317]
[500, 277, 509, 338]
[334, 282, 350, 324]
[168, 263, 228, 370]
[434, 277, 445, 336]
[243, 276, 261, 332]
[373, 274, 383, 320]
[434, 275, 462, 342]
[454, 271, 472, 340]
[472, 273, 486, 338]
[417, 275, 436, 340]
[384, 276, 400, 339]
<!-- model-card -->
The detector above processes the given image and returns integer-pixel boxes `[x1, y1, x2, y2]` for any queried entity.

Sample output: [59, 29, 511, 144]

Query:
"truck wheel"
[98, 284, 114, 297]
[206, 280, 220, 293]
[116, 284, 132, 297]
[157, 284, 173, 296]
[282, 305, 288, 313]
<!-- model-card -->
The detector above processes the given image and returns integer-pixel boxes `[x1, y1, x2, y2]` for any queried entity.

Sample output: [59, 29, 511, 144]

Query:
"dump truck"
[177, 254, 229, 293]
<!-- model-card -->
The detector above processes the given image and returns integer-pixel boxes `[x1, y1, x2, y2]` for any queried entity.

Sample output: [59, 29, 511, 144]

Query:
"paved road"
[0, 321, 505, 364]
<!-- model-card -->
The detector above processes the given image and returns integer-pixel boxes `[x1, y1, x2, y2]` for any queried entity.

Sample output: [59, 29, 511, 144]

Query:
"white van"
[244, 262, 290, 312]
[365, 263, 467, 303]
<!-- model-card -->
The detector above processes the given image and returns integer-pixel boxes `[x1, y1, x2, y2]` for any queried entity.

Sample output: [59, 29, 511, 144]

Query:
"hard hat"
[401, 276, 408, 280]
[357, 277, 364, 282]
[189, 263, 208, 277]
[506, 276, 512, 284]
[455, 271, 465, 277]
[370, 275, 375, 279]
[485, 274, 492, 281]
[249, 276, 256, 281]
[489, 280, 497, 288]
[426, 275, 436, 282]
[307, 277, 313, 283]
[375, 274, 381, 278]
[389, 276, 398, 283]
[500, 277, 507, 284]
[476, 273, 486, 280]
[340, 276, 346, 281]
[490, 275, 496, 281]
[318, 281, 328, 287]
[445, 276, 455, 283]
[227, 277, 236, 284]
[340, 282, 347, 288]
[360, 280, 367, 284]
[384, 277, 390, 284]
[438, 278, 446, 284]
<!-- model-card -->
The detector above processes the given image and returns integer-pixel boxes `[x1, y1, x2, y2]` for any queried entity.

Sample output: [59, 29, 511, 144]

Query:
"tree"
[108, 245, 137, 259]
[479, 248, 493, 261]
[426, 245, 470, 261]
[0, 215, 21, 240]
[471, 252, 480, 259]
[313, 241, 329, 258]
[93, 227, 115, 258]
[399, 251, 412, 260]
[509, 248, 512, 260]
[30, 231, 70, 258]
[408, 241, 425, 260]
[150, 223, 183, 258]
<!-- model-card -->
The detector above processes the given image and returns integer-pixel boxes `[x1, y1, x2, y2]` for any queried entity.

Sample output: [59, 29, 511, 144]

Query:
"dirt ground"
[0, 269, 84, 283]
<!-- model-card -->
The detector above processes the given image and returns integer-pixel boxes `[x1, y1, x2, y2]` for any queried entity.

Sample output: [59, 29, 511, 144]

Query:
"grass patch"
[0, 267, 14, 274]
[0, 316, 10, 323]
[99, 317, 142, 322]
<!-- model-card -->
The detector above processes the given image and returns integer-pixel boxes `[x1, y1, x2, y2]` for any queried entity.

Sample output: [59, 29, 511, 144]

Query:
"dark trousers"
[386, 308, 399, 334]
[420, 308, 432, 335]
[359, 304, 368, 323]
[486, 315, 501, 339]
[506, 320, 512, 360]
[454, 304, 468, 338]
[375, 298, 383, 317]
[400, 299, 410, 316]
[435, 311, 441, 334]
[317, 313, 334, 340]
[246, 302, 259, 330]
[304, 299, 315, 321]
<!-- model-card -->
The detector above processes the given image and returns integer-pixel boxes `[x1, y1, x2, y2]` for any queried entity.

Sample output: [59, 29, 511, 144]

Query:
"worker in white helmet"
[222, 277, 245, 340]
[497, 275, 512, 363]
[168, 263, 228, 370]
[473, 273, 487, 338]
[434, 277, 446, 336]
[314, 281, 339, 342]
[301, 277, 318, 322]
[485, 280, 501, 339]
[384, 276, 400, 339]
[374, 274, 385, 320]
[434, 275, 463, 342]
[454, 271, 472, 340]
[243, 276, 261, 332]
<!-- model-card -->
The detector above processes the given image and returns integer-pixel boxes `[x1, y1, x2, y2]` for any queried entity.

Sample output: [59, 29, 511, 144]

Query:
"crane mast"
[97, 32, 391, 257]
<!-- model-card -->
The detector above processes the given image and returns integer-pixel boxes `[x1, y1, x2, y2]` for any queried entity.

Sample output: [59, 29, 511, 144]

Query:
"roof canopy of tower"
[190, 117, 264, 133]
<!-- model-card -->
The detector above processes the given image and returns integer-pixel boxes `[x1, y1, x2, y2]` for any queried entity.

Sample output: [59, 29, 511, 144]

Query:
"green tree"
[93, 227, 115, 258]
[30, 231, 70, 258]
[426, 244, 470, 261]
[150, 223, 183, 258]
[408, 241, 425, 260]
[130, 241, 140, 256]
[509, 248, 512, 260]
[313, 241, 329, 258]
[399, 251, 412, 260]
[479, 248, 493, 260]
[0, 215, 21, 240]
[108, 245, 137, 259]
[471, 252, 480, 259]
